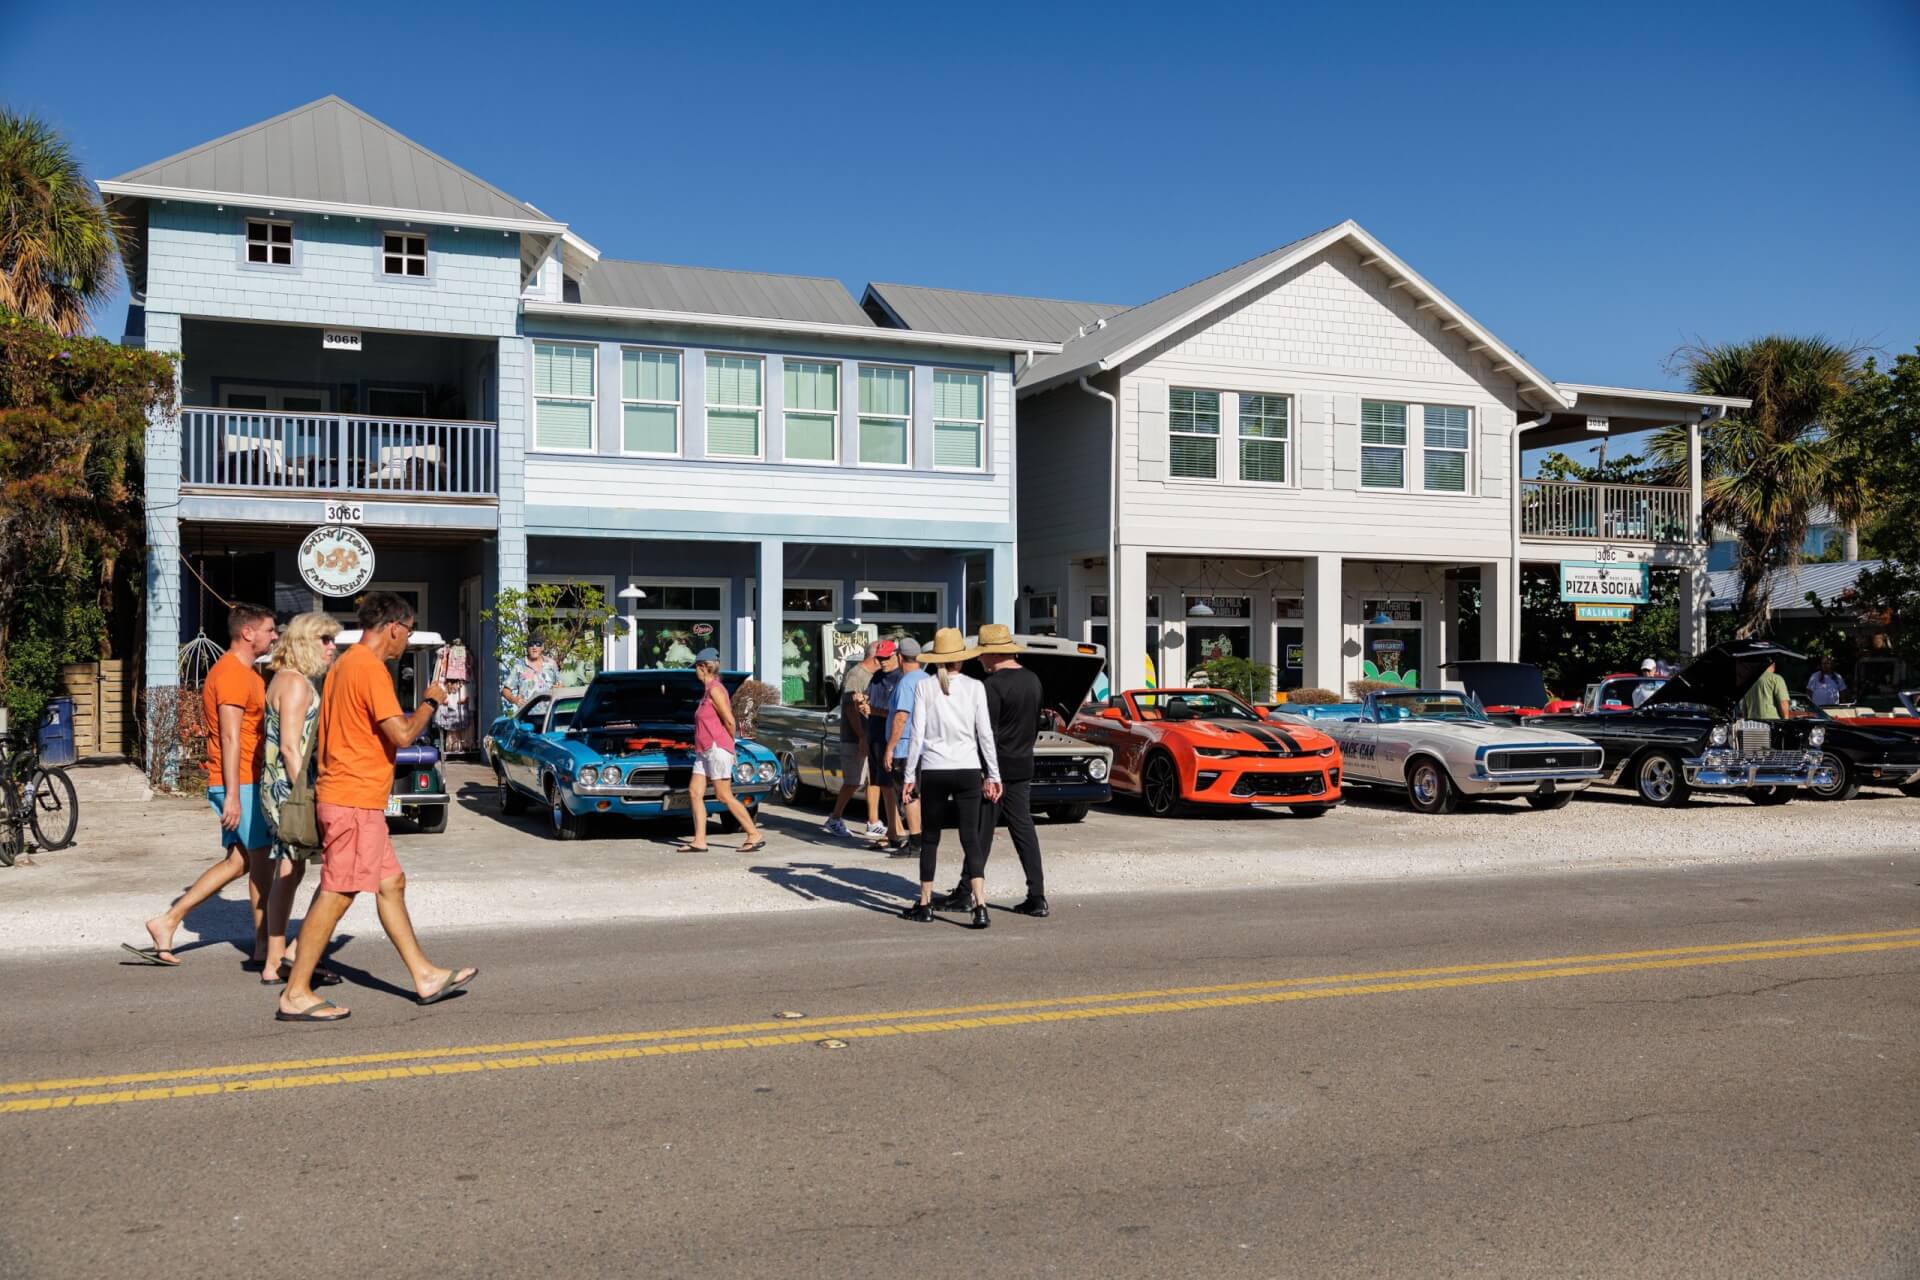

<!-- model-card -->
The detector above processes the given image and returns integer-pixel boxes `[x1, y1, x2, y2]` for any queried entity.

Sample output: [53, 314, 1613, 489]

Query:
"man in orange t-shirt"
[277, 591, 474, 1023]
[125, 603, 279, 968]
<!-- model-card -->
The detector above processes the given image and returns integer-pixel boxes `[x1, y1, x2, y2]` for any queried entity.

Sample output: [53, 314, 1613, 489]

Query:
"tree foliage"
[1195, 655, 1274, 705]
[0, 110, 121, 336]
[483, 582, 614, 685]
[1832, 343, 1920, 663]
[1517, 565, 1681, 698]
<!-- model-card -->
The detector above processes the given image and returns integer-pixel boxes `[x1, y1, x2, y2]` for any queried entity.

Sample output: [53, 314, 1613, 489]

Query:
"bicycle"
[0, 730, 79, 866]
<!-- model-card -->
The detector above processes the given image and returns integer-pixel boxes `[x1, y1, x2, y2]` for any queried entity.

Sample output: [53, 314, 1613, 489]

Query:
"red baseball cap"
[872, 639, 899, 658]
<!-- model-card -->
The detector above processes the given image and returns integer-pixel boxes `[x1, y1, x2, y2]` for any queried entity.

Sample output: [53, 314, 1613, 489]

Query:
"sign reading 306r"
[1559, 561, 1648, 604]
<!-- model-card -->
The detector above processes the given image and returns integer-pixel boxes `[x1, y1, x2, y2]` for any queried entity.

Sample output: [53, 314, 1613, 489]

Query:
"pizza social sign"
[1558, 560, 1649, 605]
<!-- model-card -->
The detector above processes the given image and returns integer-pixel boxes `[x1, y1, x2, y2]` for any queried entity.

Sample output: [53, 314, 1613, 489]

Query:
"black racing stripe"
[1240, 723, 1301, 754]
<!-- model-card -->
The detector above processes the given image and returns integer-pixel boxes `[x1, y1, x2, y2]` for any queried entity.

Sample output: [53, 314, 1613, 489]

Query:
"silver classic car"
[1276, 689, 1605, 813]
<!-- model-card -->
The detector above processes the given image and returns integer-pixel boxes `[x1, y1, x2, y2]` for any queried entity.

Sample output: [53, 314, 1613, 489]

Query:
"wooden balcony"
[1519, 479, 1696, 544]
[180, 409, 497, 500]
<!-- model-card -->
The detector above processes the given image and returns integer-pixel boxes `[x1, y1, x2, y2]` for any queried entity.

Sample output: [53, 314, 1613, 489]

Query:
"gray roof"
[106, 96, 552, 227]
[864, 282, 1128, 344]
[1707, 560, 1882, 612]
[577, 259, 873, 326]
[1016, 225, 1341, 389]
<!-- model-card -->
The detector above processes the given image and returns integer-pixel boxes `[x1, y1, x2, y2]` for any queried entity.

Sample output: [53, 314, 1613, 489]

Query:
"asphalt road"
[2, 854, 1916, 1279]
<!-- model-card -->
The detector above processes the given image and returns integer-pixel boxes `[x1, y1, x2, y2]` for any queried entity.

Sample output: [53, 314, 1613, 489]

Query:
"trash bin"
[37, 697, 77, 767]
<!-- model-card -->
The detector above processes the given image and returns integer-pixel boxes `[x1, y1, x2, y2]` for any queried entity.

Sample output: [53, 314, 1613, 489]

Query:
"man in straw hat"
[940, 624, 1050, 917]
[899, 628, 1001, 928]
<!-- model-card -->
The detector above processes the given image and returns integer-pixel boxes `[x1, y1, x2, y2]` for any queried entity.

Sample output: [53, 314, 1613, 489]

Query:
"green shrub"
[1286, 686, 1342, 705]
[1196, 656, 1274, 705]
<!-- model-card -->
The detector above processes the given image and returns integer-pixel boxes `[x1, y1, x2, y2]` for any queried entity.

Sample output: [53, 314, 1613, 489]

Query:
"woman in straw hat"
[899, 627, 1002, 929]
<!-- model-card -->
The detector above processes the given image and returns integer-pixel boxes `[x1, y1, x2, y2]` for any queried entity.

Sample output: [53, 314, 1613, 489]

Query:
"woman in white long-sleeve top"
[900, 628, 1002, 929]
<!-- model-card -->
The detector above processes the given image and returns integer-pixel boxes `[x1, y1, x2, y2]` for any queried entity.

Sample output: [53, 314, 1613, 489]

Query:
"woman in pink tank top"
[679, 652, 764, 854]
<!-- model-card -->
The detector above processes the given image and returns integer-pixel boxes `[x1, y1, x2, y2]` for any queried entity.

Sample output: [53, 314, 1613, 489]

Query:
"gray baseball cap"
[897, 636, 922, 659]
[694, 647, 721, 663]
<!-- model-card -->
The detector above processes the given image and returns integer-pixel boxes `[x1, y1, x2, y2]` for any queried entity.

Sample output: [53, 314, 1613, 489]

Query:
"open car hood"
[573, 670, 746, 731]
[961, 635, 1107, 725]
[1441, 661, 1550, 709]
[1639, 640, 1805, 713]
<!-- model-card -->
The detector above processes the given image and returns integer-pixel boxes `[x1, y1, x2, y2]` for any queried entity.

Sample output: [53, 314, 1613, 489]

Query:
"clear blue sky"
[6, 0, 1916, 390]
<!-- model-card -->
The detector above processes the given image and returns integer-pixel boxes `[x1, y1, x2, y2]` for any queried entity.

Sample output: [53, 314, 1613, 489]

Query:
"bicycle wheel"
[0, 781, 19, 867]
[27, 766, 78, 850]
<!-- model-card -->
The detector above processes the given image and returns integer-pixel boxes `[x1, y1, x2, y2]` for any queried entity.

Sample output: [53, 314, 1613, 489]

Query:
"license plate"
[384, 794, 402, 817]
[662, 793, 688, 811]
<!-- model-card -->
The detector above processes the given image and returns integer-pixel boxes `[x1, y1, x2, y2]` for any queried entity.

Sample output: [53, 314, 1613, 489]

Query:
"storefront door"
[1182, 594, 1251, 685]
[1273, 597, 1305, 692]
[778, 582, 838, 707]
[1361, 598, 1426, 688]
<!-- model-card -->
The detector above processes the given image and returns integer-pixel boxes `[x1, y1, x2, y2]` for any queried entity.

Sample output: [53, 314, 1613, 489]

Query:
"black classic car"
[1530, 640, 1831, 807]
[1786, 694, 1920, 801]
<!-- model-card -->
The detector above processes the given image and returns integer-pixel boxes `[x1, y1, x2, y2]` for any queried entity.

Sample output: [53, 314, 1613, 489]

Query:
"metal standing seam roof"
[863, 282, 1130, 345]
[104, 95, 552, 226]
[1706, 560, 1883, 611]
[576, 259, 874, 326]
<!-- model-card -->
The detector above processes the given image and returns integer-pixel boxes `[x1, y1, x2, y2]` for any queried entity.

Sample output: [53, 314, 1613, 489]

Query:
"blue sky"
[5, 0, 1916, 391]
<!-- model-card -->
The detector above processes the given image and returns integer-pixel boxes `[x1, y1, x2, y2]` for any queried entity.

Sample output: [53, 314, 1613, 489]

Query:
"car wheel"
[1750, 788, 1795, 806]
[1525, 791, 1575, 811]
[414, 805, 449, 834]
[776, 753, 803, 805]
[1046, 803, 1092, 824]
[1290, 803, 1334, 818]
[1141, 754, 1182, 818]
[1808, 752, 1859, 802]
[1634, 750, 1690, 808]
[496, 764, 527, 816]
[1405, 757, 1459, 814]
[547, 779, 585, 841]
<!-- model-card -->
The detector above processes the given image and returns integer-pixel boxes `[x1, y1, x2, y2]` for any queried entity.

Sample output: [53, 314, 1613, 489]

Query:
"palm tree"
[0, 110, 119, 335]
[1652, 336, 1869, 637]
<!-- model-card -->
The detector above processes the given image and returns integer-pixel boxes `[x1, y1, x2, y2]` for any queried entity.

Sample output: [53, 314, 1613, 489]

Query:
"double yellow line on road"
[5, 927, 1917, 1116]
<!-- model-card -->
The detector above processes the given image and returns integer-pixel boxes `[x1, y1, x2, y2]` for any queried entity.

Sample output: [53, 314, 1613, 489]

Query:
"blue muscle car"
[485, 670, 781, 840]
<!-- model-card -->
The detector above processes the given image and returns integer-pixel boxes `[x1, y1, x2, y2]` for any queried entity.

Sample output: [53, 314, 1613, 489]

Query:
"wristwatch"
[424, 696, 443, 712]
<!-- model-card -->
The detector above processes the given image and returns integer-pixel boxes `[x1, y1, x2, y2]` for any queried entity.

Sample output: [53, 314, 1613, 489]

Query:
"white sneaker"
[824, 817, 850, 837]
[864, 821, 887, 839]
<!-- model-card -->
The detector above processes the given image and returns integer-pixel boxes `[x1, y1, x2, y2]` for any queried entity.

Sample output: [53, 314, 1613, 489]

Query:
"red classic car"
[1441, 662, 1582, 717]
[1067, 688, 1343, 818]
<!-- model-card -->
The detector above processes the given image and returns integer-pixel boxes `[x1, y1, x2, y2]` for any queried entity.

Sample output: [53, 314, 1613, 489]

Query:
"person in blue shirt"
[878, 637, 928, 856]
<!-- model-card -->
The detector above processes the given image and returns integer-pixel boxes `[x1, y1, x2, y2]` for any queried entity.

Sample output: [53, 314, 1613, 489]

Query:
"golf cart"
[331, 628, 450, 834]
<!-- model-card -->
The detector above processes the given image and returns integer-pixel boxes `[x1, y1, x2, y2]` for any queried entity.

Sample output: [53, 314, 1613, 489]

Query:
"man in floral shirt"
[501, 640, 558, 710]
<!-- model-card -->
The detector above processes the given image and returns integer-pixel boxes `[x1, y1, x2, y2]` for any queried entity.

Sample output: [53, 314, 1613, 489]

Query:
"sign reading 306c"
[299, 525, 376, 598]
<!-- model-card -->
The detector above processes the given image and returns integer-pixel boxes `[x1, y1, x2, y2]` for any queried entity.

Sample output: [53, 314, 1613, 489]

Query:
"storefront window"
[1361, 599, 1423, 687]
[780, 584, 837, 706]
[626, 581, 726, 669]
[864, 584, 943, 647]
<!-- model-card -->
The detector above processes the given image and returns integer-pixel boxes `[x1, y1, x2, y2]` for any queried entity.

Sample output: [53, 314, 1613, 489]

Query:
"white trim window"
[382, 231, 428, 277]
[1169, 388, 1221, 479]
[245, 218, 293, 267]
[782, 359, 839, 463]
[1422, 404, 1471, 492]
[932, 370, 986, 470]
[1360, 399, 1408, 489]
[705, 354, 764, 459]
[621, 347, 681, 456]
[532, 341, 596, 452]
[1238, 393, 1289, 484]
[858, 365, 912, 467]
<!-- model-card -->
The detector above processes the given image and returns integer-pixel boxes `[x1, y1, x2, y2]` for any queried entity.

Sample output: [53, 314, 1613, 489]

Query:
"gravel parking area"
[2, 760, 1915, 958]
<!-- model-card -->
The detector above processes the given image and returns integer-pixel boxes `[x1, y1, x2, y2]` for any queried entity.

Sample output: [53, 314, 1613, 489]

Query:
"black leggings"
[916, 768, 988, 884]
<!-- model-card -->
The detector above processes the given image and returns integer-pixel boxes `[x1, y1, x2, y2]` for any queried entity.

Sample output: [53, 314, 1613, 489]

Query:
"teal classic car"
[485, 670, 781, 839]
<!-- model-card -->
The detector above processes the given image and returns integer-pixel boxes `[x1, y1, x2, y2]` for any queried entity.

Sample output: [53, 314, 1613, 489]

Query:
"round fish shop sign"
[298, 525, 376, 598]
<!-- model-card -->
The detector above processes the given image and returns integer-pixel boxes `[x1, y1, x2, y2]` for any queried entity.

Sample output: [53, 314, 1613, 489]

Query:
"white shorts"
[691, 747, 735, 780]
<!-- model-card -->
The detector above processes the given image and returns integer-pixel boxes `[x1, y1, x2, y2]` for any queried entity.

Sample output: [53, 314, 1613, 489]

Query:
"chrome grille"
[1230, 772, 1325, 797]
[1732, 720, 1773, 755]
[1485, 747, 1603, 774]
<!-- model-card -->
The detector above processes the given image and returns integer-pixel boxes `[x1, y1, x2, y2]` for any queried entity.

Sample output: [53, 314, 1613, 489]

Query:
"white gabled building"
[868, 221, 1744, 698]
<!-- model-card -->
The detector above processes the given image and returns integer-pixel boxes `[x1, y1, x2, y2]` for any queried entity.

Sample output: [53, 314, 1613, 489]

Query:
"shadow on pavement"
[748, 861, 918, 915]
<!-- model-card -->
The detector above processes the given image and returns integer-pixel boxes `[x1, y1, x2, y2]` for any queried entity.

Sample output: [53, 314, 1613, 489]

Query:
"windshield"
[1132, 691, 1259, 722]
[551, 697, 582, 730]
[575, 672, 743, 730]
[1785, 694, 1834, 721]
[1372, 693, 1486, 723]
[1598, 677, 1666, 708]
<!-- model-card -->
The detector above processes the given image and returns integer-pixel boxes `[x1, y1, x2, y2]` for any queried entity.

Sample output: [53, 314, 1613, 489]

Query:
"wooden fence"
[59, 659, 131, 757]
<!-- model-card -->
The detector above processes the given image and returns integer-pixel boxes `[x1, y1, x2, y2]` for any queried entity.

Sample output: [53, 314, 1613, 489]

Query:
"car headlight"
[1194, 747, 1237, 759]
[1316, 747, 1334, 757]
[733, 761, 755, 785]
[602, 765, 624, 784]
[1808, 726, 1826, 747]
[1709, 725, 1729, 746]
[1087, 757, 1109, 781]
[758, 761, 779, 782]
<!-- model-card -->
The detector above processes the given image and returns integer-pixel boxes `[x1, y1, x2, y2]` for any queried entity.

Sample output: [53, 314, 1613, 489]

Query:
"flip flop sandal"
[120, 943, 181, 967]
[275, 1000, 350, 1023]
[672, 842, 711, 852]
[262, 965, 344, 988]
[417, 967, 478, 1006]
[736, 839, 767, 853]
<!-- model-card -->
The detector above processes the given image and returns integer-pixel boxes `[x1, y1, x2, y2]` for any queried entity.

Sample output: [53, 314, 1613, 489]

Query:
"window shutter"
[1331, 393, 1359, 488]
[1135, 377, 1168, 483]
[1479, 403, 1510, 498]
[1297, 391, 1327, 488]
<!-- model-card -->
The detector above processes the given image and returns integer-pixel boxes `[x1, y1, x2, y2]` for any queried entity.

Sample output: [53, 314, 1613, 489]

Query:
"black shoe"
[936, 884, 971, 911]
[969, 905, 991, 930]
[886, 838, 915, 858]
[899, 901, 934, 922]
[1010, 895, 1051, 918]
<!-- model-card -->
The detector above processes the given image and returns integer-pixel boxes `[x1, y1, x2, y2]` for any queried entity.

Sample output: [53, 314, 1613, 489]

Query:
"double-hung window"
[705, 354, 764, 459]
[382, 231, 427, 277]
[1238, 393, 1289, 484]
[783, 360, 839, 463]
[621, 348, 681, 455]
[932, 370, 986, 470]
[858, 365, 911, 467]
[1422, 405, 1471, 492]
[245, 218, 293, 267]
[1169, 388, 1220, 479]
[1360, 400, 1408, 489]
[533, 341, 596, 451]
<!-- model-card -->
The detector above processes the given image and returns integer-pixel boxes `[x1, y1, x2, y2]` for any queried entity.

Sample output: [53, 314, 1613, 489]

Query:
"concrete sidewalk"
[2, 760, 1915, 959]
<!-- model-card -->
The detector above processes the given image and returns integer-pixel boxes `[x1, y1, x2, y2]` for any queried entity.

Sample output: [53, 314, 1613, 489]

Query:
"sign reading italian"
[1559, 560, 1648, 605]
[298, 525, 375, 598]
[1574, 603, 1636, 623]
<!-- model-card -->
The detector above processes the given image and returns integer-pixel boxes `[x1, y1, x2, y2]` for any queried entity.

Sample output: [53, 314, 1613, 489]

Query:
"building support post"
[756, 537, 785, 691]
[1481, 558, 1515, 663]
[1303, 553, 1344, 694]
[1678, 565, 1709, 659]
[1110, 545, 1149, 692]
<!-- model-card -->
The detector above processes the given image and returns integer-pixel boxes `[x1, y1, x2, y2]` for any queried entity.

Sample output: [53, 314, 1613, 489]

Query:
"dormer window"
[245, 218, 293, 266]
[383, 231, 428, 277]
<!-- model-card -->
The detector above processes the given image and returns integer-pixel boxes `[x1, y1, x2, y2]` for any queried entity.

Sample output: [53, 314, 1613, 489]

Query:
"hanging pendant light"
[1189, 599, 1215, 617]
[853, 586, 879, 604]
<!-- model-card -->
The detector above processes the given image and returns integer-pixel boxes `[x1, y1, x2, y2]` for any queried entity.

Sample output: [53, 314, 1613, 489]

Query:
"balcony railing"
[180, 409, 497, 499]
[1519, 479, 1695, 544]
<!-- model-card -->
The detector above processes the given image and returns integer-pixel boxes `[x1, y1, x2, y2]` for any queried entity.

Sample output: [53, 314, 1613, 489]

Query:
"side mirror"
[1254, 706, 1271, 720]
[1099, 706, 1125, 721]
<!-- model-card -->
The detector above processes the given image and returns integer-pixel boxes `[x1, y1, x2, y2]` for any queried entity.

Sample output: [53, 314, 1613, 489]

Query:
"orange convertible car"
[1067, 688, 1343, 817]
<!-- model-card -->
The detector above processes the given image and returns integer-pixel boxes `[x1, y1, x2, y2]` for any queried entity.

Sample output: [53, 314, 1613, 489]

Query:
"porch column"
[756, 537, 785, 691]
[986, 543, 1016, 630]
[1480, 558, 1515, 662]
[143, 312, 184, 782]
[1443, 572, 1465, 665]
[1303, 552, 1343, 694]
[495, 335, 529, 603]
[1678, 565, 1709, 659]
[1109, 545, 1149, 693]
[1687, 419, 1704, 544]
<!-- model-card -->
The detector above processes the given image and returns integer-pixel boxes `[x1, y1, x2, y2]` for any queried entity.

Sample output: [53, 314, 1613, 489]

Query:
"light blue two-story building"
[105, 97, 1047, 718]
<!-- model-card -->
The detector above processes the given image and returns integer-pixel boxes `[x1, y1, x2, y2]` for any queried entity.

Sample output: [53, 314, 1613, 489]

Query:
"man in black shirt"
[940, 625, 1049, 917]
